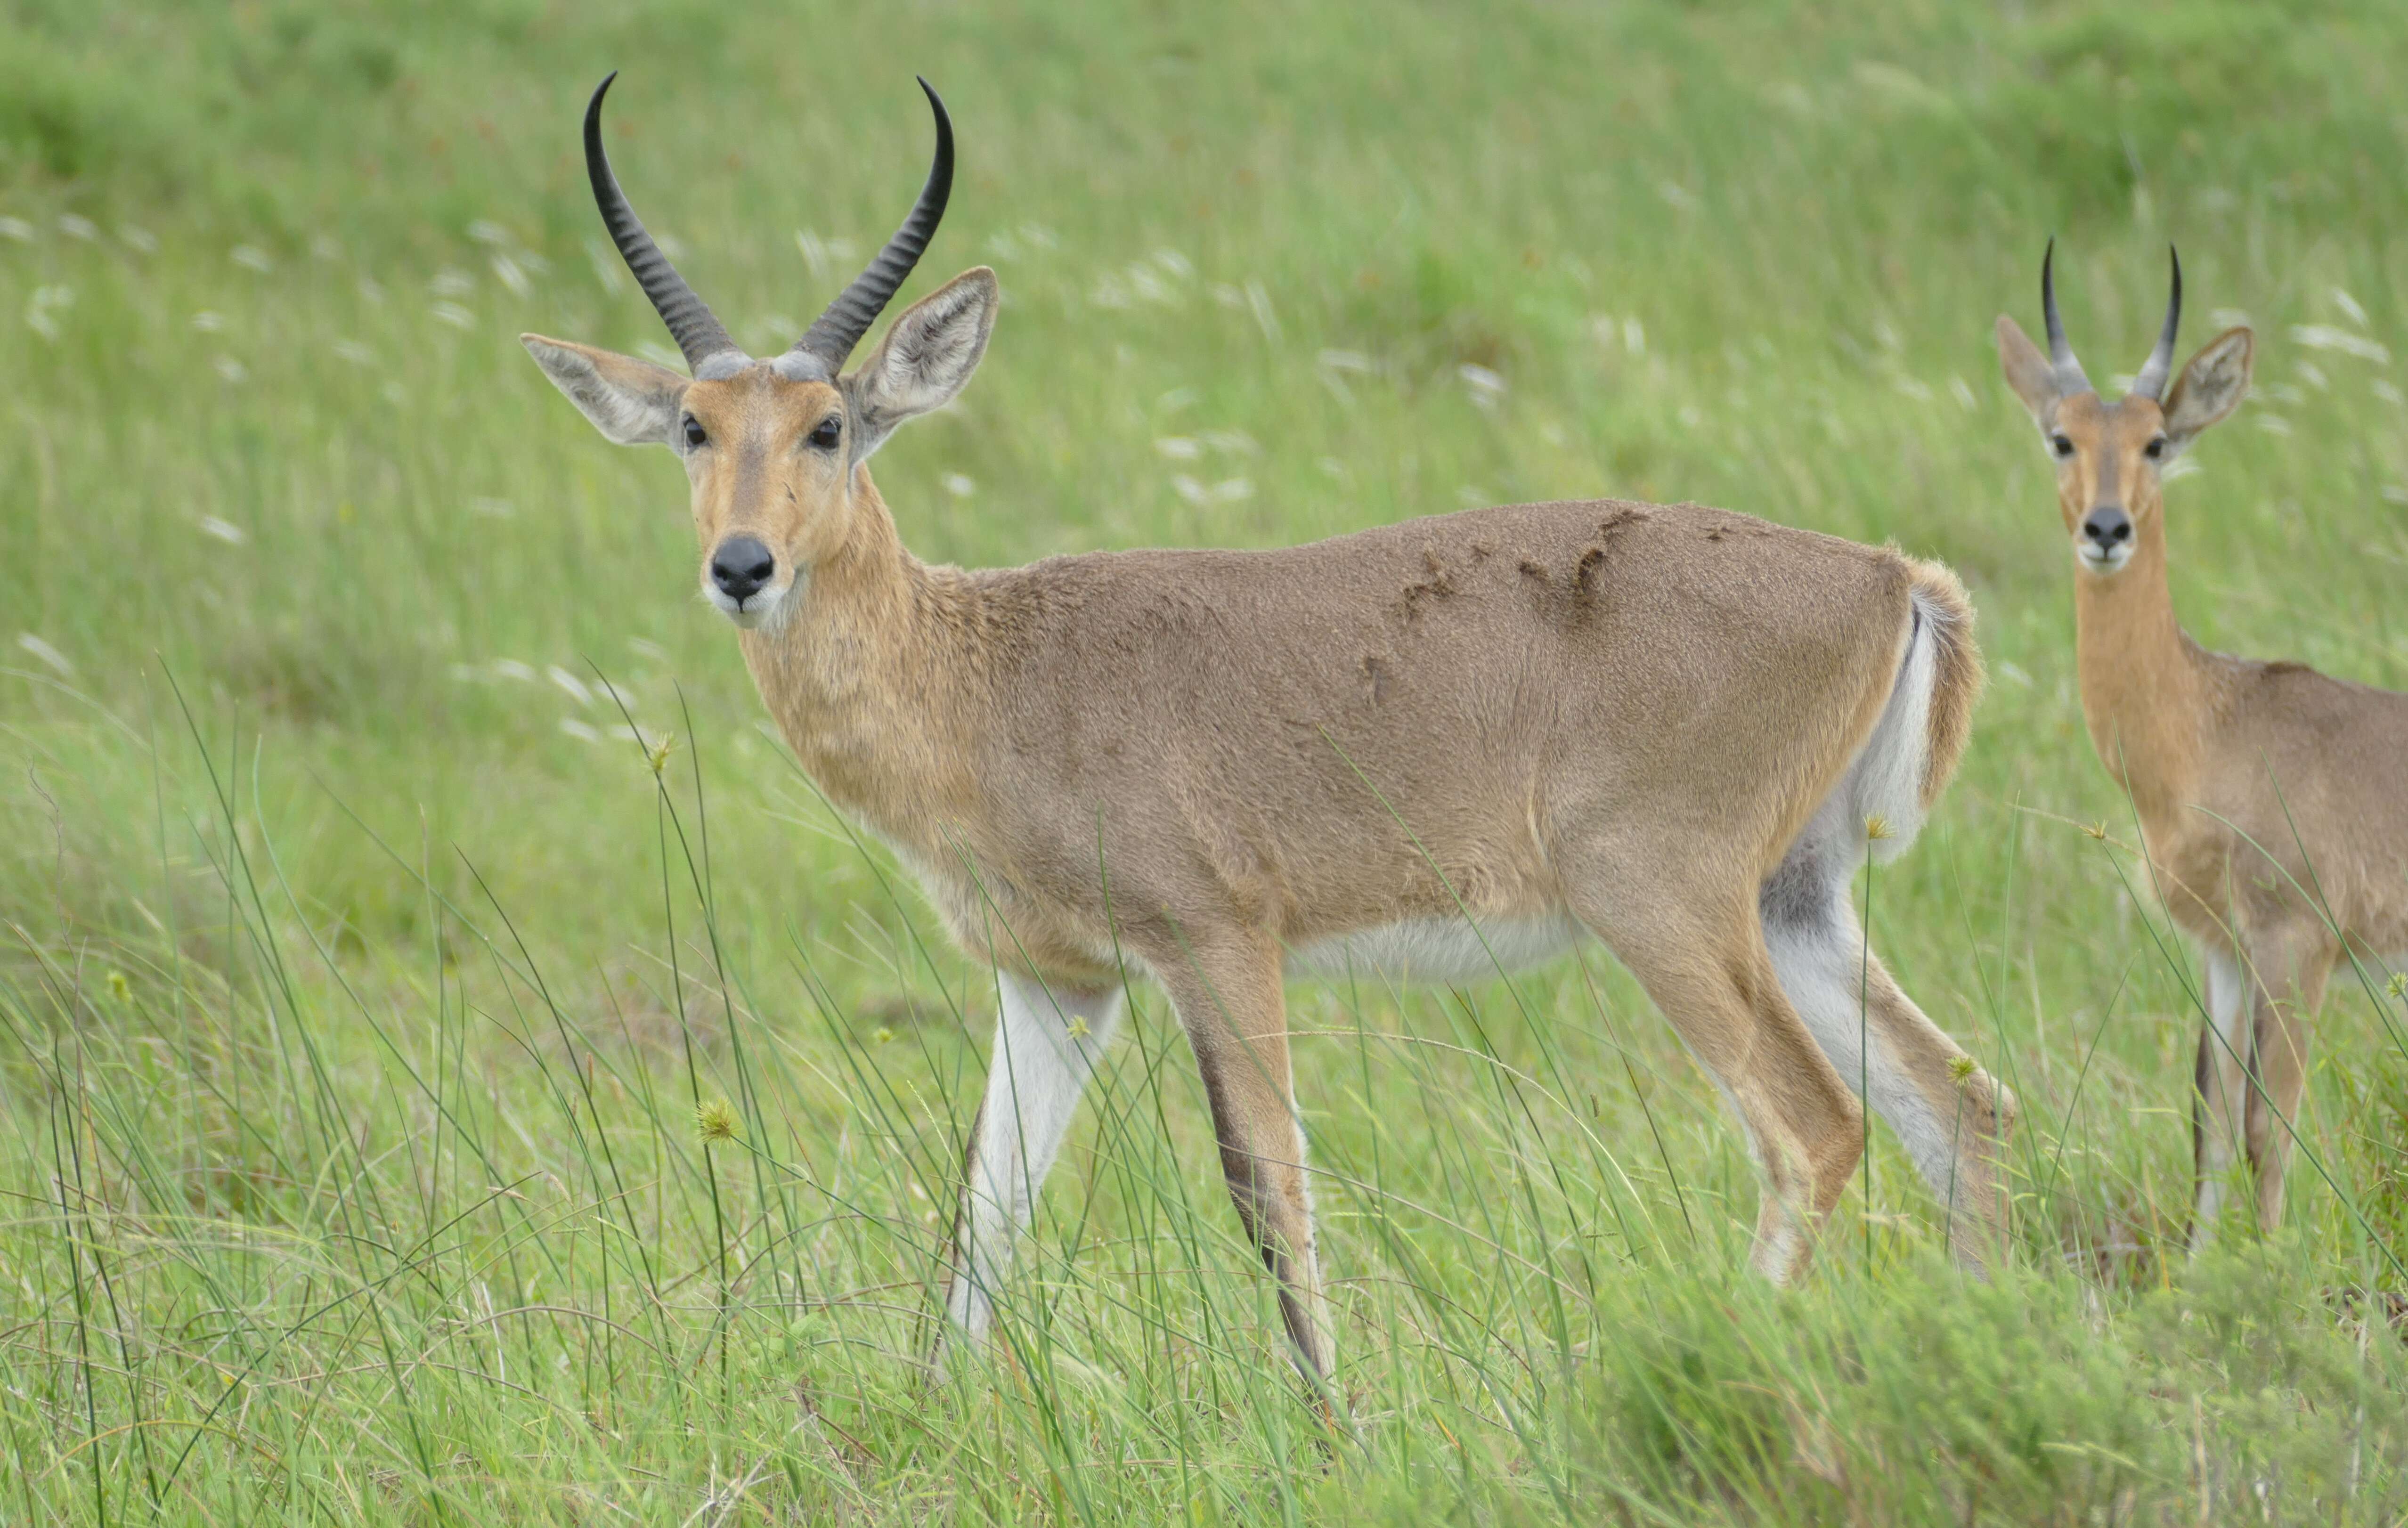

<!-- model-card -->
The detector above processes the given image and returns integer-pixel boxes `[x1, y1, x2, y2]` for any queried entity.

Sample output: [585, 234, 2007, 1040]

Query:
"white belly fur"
[1286, 913, 1586, 984]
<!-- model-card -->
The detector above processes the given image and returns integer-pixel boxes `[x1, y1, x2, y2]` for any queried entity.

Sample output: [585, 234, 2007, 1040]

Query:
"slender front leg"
[2190, 947, 2251, 1252]
[1152, 938, 1335, 1389]
[940, 971, 1124, 1358]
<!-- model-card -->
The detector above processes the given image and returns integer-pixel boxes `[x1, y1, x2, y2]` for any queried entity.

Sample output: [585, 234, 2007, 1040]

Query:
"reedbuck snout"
[708, 536, 776, 606]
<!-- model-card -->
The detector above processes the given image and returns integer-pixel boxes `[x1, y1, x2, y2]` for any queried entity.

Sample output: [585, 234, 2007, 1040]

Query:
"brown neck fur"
[2072, 499, 2211, 822]
[736, 468, 982, 847]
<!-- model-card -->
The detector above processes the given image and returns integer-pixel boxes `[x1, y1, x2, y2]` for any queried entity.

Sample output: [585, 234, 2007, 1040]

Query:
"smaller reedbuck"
[1998, 245, 2408, 1247]
[526, 73, 2015, 1390]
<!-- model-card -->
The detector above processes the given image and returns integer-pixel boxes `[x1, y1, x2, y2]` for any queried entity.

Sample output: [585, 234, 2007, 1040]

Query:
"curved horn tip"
[2133, 241, 2184, 400]
[2039, 234, 2093, 393]
[785, 73, 959, 372]
[581, 66, 745, 376]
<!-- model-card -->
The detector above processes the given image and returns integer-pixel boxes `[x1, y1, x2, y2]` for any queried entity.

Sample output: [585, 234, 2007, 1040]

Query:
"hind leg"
[1761, 846, 2015, 1273]
[1572, 868, 1864, 1283]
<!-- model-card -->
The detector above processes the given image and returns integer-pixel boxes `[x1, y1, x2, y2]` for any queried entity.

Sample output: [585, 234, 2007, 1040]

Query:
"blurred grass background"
[3, 0, 2407, 1521]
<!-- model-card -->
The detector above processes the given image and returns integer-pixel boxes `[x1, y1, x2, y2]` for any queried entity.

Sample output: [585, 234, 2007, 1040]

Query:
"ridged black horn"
[787, 78, 953, 376]
[2042, 238, 2092, 395]
[585, 72, 745, 377]
[2132, 244, 2182, 401]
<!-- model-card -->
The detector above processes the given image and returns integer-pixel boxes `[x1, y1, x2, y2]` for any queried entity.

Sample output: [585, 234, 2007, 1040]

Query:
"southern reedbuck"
[524, 73, 2014, 1387]
[1998, 244, 2408, 1248]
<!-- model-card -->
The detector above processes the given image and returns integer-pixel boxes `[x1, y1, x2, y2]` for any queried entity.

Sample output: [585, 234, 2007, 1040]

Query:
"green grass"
[6, 0, 2408, 1520]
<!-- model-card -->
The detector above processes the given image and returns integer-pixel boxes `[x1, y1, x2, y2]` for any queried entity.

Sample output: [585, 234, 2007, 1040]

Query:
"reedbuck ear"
[846, 267, 999, 461]
[1994, 314, 2058, 428]
[2161, 326, 2253, 454]
[521, 334, 691, 448]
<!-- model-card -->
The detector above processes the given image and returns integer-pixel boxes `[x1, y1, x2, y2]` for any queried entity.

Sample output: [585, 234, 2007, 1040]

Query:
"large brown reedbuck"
[524, 73, 2014, 1388]
[1998, 245, 2408, 1249]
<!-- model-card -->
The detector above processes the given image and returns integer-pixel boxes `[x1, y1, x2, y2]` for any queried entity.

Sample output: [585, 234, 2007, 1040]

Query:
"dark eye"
[682, 416, 708, 449]
[2145, 436, 2166, 460]
[2051, 433, 2074, 458]
[808, 415, 841, 451]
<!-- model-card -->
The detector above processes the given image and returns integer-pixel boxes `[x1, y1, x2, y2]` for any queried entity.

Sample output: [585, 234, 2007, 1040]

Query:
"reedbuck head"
[1996, 243, 2253, 577]
[522, 75, 997, 628]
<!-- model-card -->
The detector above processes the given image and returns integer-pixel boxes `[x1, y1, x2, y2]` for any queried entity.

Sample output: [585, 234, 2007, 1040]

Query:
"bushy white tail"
[1839, 567, 1981, 863]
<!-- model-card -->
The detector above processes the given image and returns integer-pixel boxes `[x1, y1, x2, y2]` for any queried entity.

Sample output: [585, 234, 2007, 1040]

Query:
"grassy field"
[6, 0, 2408, 1520]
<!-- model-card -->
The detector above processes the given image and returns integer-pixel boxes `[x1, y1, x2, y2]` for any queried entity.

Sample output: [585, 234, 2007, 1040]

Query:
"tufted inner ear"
[2161, 326, 2254, 455]
[522, 334, 691, 448]
[845, 267, 999, 461]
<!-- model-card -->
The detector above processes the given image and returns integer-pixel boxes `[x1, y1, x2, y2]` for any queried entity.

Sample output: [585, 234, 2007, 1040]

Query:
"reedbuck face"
[522, 75, 997, 629]
[1996, 243, 2253, 577]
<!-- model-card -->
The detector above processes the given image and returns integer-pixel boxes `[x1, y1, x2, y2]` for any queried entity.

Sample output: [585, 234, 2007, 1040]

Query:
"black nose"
[2082, 506, 2132, 551]
[709, 536, 775, 601]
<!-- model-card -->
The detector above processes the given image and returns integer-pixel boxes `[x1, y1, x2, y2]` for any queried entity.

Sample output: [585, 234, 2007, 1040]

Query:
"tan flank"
[1998, 244, 2408, 1249]
[524, 73, 2013, 1390]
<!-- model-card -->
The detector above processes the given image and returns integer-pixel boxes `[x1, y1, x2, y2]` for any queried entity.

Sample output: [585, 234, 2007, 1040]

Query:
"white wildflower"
[16, 634, 73, 677]
[2290, 325, 2387, 365]
[793, 230, 856, 277]
[430, 302, 475, 330]
[212, 355, 246, 383]
[547, 666, 594, 707]
[199, 517, 247, 544]
[1245, 280, 1279, 341]
[24, 286, 72, 341]
[58, 214, 97, 241]
[941, 473, 975, 498]
[586, 239, 625, 293]
[1460, 364, 1507, 407]
[231, 245, 273, 273]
